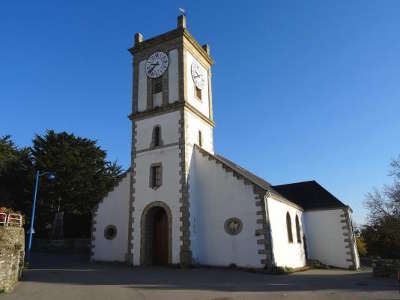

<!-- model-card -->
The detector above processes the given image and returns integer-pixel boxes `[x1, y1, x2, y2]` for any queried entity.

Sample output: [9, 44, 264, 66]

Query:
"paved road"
[3, 253, 399, 300]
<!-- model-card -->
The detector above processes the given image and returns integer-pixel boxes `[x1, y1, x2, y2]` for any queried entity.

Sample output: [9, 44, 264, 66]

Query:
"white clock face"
[191, 61, 206, 90]
[146, 51, 169, 78]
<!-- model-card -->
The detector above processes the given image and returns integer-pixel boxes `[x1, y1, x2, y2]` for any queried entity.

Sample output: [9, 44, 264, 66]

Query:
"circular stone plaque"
[224, 217, 243, 235]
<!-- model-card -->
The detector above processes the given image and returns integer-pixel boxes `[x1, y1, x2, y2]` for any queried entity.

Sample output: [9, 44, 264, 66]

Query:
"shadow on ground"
[24, 252, 399, 293]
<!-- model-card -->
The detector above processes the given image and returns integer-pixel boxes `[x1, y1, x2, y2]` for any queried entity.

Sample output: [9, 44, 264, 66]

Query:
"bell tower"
[127, 15, 215, 266]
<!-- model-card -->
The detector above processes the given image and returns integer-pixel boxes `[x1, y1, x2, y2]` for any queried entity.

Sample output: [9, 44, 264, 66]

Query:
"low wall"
[373, 259, 400, 278]
[0, 227, 25, 293]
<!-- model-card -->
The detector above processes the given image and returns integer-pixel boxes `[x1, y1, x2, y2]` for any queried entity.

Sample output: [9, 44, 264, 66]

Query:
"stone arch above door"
[140, 201, 173, 265]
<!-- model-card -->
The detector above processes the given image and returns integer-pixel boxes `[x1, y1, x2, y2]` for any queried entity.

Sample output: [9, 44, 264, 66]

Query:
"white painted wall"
[168, 49, 179, 103]
[267, 197, 306, 268]
[185, 51, 210, 118]
[138, 60, 147, 112]
[135, 110, 180, 152]
[132, 147, 181, 265]
[184, 110, 214, 189]
[132, 111, 182, 265]
[303, 209, 355, 269]
[153, 92, 162, 108]
[92, 173, 130, 262]
[189, 148, 264, 268]
[185, 110, 214, 154]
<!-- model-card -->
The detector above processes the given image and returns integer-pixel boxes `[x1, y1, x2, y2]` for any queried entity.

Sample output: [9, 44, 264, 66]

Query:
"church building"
[91, 15, 360, 270]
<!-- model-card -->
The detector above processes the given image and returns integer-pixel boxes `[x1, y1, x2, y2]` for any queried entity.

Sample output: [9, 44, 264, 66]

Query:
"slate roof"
[272, 181, 347, 210]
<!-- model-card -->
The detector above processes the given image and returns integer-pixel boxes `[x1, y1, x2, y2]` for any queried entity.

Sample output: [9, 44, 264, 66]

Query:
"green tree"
[362, 156, 400, 258]
[0, 135, 34, 215]
[30, 130, 123, 236]
[0, 131, 123, 237]
[0, 135, 18, 173]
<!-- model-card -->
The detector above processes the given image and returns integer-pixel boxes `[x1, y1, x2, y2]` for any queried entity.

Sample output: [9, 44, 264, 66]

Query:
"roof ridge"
[274, 180, 316, 187]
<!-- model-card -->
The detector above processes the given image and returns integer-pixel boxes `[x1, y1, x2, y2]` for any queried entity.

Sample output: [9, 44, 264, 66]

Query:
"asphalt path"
[3, 253, 399, 300]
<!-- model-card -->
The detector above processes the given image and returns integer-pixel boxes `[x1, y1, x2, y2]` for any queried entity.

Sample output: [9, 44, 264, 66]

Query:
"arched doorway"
[141, 202, 172, 265]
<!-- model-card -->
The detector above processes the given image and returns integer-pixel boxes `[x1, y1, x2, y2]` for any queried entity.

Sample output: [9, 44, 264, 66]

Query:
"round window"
[104, 225, 117, 240]
[224, 217, 243, 235]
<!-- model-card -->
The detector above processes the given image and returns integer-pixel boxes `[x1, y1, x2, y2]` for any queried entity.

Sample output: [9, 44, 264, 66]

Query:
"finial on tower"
[202, 44, 210, 55]
[134, 33, 143, 45]
[177, 10, 187, 29]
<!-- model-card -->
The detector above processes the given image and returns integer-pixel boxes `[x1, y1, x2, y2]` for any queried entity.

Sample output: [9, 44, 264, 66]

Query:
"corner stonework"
[126, 122, 137, 265]
[179, 109, 192, 266]
[340, 208, 357, 270]
[252, 188, 274, 268]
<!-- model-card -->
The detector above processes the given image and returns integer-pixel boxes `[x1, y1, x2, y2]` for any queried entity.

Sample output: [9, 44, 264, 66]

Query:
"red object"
[0, 213, 6, 223]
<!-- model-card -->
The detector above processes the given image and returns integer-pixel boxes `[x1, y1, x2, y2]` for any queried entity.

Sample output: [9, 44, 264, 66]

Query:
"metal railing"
[0, 213, 23, 227]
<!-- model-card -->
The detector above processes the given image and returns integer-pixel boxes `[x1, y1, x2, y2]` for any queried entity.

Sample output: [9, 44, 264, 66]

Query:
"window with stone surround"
[151, 125, 162, 148]
[286, 212, 293, 243]
[150, 163, 162, 189]
[195, 86, 202, 100]
[295, 215, 301, 243]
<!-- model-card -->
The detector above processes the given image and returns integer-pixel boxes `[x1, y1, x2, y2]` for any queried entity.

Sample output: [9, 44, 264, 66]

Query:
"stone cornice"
[128, 101, 216, 127]
[128, 28, 214, 65]
[135, 142, 179, 155]
[183, 101, 215, 127]
[182, 30, 214, 65]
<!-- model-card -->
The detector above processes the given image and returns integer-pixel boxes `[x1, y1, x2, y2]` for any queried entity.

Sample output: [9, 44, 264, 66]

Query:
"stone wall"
[0, 226, 25, 293]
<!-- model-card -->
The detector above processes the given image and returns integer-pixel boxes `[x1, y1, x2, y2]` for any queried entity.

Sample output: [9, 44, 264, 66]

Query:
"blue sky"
[1, 1, 399, 224]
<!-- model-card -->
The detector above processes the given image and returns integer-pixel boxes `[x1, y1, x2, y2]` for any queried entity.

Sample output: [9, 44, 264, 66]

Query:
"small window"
[195, 86, 202, 100]
[198, 130, 202, 147]
[104, 225, 117, 240]
[295, 215, 301, 243]
[152, 126, 161, 147]
[286, 212, 293, 243]
[150, 164, 162, 189]
[152, 77, 162, 94]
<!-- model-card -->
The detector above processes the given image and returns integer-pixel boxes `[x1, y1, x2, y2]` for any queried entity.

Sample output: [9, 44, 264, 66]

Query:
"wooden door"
[152, 209, 168, 265]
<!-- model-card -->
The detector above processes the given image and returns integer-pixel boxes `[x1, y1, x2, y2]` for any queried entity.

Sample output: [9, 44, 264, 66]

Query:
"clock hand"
[149, 64, 158, 73]
[148, 61, 160, 73]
